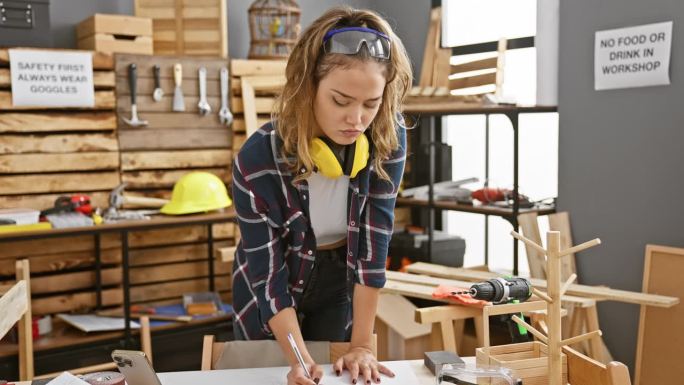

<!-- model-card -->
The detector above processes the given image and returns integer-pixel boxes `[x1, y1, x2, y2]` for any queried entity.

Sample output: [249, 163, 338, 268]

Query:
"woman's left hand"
[333, 346, 395, 384]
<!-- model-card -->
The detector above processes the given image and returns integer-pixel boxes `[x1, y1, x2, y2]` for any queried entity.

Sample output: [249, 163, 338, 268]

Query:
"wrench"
[218, 67, 234, 126]
[197, 67, 211, 116]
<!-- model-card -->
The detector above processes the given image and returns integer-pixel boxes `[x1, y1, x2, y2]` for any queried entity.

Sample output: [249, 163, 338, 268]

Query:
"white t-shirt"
[306, 172, 349, 247]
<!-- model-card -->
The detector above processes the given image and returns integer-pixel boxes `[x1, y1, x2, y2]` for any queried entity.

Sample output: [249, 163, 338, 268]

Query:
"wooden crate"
[77, 14, 153, 55]
[375, 294, 431, 361]
[134, 0, 228, 58]
[229, 59, 286, 154]
[0, 48, 120, 210]
[476, 341, 568, 385]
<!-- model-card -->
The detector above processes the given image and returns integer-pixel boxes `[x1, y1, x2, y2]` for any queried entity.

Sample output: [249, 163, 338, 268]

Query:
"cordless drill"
[453, 277, 534, 343]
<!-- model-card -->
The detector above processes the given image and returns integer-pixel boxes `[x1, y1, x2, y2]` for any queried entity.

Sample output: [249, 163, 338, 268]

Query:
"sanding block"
[424, 350, 465, 375]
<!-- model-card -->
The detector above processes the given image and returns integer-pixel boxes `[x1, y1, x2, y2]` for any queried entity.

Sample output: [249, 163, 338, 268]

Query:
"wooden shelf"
[0, 314, 230, 357]
[403, 98, 558, 115]
[396, 197, 556, 218]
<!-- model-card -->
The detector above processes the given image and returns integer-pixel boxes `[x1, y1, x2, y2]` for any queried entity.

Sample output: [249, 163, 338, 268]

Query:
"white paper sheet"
[57, 314, 140, 332]
[46, 372, 91, 385]
[158, 360, 421, 385]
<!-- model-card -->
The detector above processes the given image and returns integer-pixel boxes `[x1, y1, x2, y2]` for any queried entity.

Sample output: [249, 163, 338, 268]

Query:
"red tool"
[40, 195, 93, 216]
[471, 187, 510, 203]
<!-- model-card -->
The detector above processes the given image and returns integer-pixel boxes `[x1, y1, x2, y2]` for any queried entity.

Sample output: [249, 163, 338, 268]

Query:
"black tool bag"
[0, 0, 52, 48]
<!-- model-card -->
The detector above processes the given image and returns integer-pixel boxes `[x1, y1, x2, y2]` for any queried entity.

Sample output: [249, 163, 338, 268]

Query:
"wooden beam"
[0, 170, 120, 195]
[0, 133, 119, 154]
[121, 167, 228, 188]
[0, 281, 28, 339]
[121, 149, 231, 170]
[406, 262, 680, 308]
[450, 57, 498, 75]
[0, 112, 116, 133]
[230, 59, 287, 77]
[117, 127, 230, 150]
[0, 152, 119, 173]
[0, 91, 115, 110]
[449, 72, 497, 90]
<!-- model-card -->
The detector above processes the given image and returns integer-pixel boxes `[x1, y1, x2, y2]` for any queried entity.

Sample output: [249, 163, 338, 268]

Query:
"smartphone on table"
[111, 350, 163, 385]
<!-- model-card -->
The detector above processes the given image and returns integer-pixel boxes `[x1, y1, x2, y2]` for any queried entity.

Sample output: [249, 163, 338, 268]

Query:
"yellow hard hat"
[161, 172, 232, 215]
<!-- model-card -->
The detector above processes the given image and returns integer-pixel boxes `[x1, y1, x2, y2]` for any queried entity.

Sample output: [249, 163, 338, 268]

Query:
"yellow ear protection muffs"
[310, 133, 370, 178]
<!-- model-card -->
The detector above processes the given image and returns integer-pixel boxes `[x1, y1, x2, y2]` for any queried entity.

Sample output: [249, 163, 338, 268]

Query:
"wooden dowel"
[533, 287, 553, 303]
[559, 273, 578, 297]
[558, 238, 601, 258]
[510, 230, 547, 256]
[511, 315, 548, 343]
[561, 330, 603, 347]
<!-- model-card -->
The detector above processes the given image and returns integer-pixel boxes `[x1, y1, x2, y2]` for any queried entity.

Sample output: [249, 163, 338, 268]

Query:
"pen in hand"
[287, 332, 312, 379]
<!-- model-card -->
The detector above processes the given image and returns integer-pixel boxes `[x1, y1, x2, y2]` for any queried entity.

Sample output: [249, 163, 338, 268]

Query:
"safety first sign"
[594, 21, 672, 91]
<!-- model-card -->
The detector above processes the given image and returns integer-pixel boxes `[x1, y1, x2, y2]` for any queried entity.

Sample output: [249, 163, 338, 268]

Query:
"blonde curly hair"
[273, 6, 413, 181]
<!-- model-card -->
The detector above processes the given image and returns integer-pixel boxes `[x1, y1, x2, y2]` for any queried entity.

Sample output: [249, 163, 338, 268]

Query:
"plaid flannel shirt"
[231, 122, 406, 340]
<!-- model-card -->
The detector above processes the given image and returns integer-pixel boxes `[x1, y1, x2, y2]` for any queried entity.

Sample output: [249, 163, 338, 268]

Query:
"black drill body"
[459, 277, 533, 304]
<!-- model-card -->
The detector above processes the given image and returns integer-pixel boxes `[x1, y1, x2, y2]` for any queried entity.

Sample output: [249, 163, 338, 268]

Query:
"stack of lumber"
[0, 48, 118, 210]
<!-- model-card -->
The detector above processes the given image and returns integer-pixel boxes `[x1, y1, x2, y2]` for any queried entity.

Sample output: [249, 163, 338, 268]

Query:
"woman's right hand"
[287, 362, 324, 385]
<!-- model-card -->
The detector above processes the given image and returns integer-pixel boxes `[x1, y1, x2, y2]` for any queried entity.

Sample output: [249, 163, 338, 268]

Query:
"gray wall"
[558, 0, 684, 372]
[49, 0, 374, 59]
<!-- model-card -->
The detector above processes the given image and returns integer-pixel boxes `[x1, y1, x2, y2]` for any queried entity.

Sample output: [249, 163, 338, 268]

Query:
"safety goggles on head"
[323, 27, 391, 60]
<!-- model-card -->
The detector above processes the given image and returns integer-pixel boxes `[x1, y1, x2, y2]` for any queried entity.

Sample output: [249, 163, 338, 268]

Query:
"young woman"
[231, 6, 412, 385]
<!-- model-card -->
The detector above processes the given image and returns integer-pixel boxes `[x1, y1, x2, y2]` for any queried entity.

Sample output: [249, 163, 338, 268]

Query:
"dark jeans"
[232, 246, 351, 342]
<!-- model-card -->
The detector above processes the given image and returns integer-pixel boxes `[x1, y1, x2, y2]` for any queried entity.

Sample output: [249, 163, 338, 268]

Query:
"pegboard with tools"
[114, 54, 233, 202]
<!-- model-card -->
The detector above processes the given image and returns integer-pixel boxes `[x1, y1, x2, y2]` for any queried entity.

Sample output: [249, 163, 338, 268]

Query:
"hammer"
[122, 63, 149, 127]
[109, 183, 169, 209]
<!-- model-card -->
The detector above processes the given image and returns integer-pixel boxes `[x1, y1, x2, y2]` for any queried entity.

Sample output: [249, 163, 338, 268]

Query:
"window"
[442, 0, 559, 274]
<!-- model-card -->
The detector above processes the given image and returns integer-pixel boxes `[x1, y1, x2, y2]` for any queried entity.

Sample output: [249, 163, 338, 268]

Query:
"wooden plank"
[76, 14, 152, 40]
[518, 212, 547, 279]
[32, 288, 122, 315]
[0, 133, 119, 154]
[450, 57, 498, 75]
[230, 76, 286, 95]
[0, 69, 115, 89]
[130, 276, 229, 303]
[0, 91, 115, 110]
[548, 212, 578, 282]
[0, 191, 110, 211]
[117, 112, 226, 129]
[0, 171, 120, 195]
[0, 281, 28, 339]
[0, 152, 119, 173]
[184, 30, 220, 42]
[449, 72, 497, 91]
[418, 7, 441, 87]
[230, 59, 287, 77]
[0, 248, 121, 276]
[241, 77, 258, 138]
[0, 112, 116, 133]
[233, 133, 246, 151]
[406, 262, 680, 308]
[232, 117, 270, 133]
[78, 35, 153, 56]
[30, 267, 122, 294]
[122, 168, 228, 188]
[128, 225, 211, 248]
[121, 149, 231, 170]
[117, 127, 230, 150]
[129, 242, 230, 267]
[0, 234, 120, 259]
[130, 260, 230, 284]
[0, 49, 114, 70]
[385, 270, 596, 307]
[635, 245, 684, 385]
